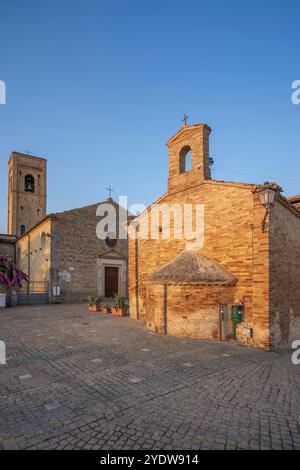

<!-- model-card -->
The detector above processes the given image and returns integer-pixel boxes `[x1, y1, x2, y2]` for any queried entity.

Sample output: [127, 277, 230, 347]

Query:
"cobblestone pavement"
[0, 304, 299, 450]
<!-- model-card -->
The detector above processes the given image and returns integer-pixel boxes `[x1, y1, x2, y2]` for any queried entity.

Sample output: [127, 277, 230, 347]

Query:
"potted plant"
[0, 256, 28, 307]
[101, 304, 111, 314]
[86, 294, 103, 312]
[111, 293, 128, 317]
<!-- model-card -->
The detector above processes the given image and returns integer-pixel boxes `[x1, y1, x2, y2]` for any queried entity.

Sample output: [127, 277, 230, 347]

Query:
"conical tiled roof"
[145, 251, 237, 285]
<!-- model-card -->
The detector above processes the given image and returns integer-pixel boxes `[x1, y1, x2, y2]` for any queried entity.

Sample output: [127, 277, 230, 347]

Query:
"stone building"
[16, 200, 130, 302]
[1, 151, 47, 294]
[0, 234, 15, 259]
[7, 152, 47, 237]
[0, 234, 16, 295]
[1, 151, 131, 302]
[128, 123, 300, 350]
[288, 194, 300, 211]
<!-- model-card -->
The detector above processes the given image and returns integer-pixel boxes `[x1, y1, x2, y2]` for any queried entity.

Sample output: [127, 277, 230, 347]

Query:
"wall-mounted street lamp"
[257, 185, 277, 232]
[258, 186, 276, 207]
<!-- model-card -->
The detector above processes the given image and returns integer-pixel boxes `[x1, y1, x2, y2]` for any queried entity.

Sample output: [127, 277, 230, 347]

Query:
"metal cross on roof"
[182, 114, 189, 126]
[106, 185, 114, 198]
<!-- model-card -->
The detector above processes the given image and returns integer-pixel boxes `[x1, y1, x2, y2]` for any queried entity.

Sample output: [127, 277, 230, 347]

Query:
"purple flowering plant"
[0, 256, 28, 288]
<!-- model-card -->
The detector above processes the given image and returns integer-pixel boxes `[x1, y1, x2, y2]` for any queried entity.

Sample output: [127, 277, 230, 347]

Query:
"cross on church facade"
[182, 114, 189, 126]
[106, 185, 114, 198]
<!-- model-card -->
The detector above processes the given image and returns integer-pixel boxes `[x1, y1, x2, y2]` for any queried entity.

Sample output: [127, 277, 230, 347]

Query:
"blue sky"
[0, 0, 299, 232]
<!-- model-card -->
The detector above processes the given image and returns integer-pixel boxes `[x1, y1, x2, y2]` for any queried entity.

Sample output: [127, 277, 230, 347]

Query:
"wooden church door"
[105, 266, 119, 297]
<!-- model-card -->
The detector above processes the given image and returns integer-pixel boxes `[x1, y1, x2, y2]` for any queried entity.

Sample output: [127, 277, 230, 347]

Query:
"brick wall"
[129, 180, 270, 349]
[269, 198, 300, 348]
[167, 124, 211, 192]
[144, 282, 235, 340]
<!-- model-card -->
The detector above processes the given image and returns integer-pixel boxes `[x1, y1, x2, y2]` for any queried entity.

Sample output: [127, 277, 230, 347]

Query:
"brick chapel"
[128, 122, 300, 350]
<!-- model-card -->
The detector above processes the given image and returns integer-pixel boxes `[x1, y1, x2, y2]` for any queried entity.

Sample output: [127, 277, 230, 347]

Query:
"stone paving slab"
[0, 303, 299, 450]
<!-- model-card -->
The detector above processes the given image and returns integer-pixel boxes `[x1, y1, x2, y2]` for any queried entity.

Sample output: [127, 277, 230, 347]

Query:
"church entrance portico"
[97, 253, 127, 299]
[105, 266, 119, 297]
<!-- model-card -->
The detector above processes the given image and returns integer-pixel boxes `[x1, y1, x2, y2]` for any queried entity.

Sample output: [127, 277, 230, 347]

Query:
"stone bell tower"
[166, 123, 212, 193]
[7, 152, 47, 237]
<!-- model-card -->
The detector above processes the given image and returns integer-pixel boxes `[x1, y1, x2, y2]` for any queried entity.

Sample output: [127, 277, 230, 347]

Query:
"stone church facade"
[1, 152, 131, 302]
[128, 123, 300, 350]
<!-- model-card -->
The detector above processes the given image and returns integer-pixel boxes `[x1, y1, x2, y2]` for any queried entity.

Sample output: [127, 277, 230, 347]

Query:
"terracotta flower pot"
[88, 304, 101, 312]
[101, 306, 111, 314]
[111, 307, 128, 317]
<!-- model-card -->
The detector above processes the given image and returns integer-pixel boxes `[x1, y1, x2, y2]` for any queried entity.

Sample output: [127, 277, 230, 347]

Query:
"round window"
[105, 234, 117, 248]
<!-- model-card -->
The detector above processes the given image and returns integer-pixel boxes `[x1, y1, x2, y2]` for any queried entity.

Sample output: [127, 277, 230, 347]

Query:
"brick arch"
[179, 145, 192, 174]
